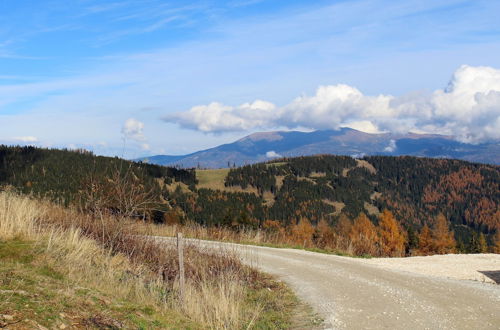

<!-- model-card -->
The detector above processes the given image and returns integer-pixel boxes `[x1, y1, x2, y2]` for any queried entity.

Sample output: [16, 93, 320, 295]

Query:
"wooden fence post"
[177, 232, 185, 304]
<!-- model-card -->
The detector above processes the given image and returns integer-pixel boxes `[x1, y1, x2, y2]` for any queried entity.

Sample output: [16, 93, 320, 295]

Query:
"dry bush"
[79, 163, 160, 219]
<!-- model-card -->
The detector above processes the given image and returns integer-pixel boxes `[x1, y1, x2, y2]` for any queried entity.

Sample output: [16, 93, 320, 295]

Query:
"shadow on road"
[478, 271, 500, 284]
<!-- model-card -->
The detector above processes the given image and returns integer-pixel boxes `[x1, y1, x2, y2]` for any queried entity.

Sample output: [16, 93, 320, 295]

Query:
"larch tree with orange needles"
[417, 224, 433, 255]
[349, 213, 379, 256]
[493, 231, 500, 253]
[431, 213, 456, 254]
[291, 217, 315, 247]
[334, 213, 352, 251]
[315, 218, 336, 249]
[378, 209, 407, 257]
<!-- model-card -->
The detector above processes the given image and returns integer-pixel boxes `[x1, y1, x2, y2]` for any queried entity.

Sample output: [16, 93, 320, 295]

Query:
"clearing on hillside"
[196, 168, 230, 190]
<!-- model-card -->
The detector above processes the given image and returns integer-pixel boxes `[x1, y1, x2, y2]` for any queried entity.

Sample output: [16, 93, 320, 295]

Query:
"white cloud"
[340, 121, 383, 134]
[266, 150, 282, 158]
[122, 118, 145, 141]
[384, 139, 397, 152]
[164, 100, 277, 132]
[12, 136, 38, 143]
[165, 65, 500, 143]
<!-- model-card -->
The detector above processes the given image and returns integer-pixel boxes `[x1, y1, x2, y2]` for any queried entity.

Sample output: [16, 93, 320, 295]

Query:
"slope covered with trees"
[180, 155, 499, 254]
[1, 145, 499, 255]
[0, 145, 196, 219]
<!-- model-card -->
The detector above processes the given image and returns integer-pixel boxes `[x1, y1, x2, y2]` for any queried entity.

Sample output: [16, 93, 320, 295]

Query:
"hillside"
[0, 145, 197, 221]
[137, 128, 500, 168]
[1, 145, 499, 255]
[0, 191, 300, 329]
[175, 155, 500, 253]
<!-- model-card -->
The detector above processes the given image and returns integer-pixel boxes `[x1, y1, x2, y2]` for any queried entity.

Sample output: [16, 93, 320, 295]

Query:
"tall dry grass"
[0, 191, 161, 306]
[143, 222, 288, 246]
[139, 221, 360, 257]
[0, 191, 258, 329]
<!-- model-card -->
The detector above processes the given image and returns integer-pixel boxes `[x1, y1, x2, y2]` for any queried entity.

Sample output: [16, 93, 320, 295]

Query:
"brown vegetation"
[0, 191, 296, 329]
[147, 210, 470, 258]
[378, 210, 406, 257]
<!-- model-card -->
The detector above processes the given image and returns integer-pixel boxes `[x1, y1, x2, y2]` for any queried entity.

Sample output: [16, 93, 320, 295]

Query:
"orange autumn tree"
[334, 213, 352, 251]
[493, 231, 500, 253]
[262, 219, 286, 242]
[349, 213, 378, 256]
[417, 224, 434, 255]
[431, 214, 456, 254]
[378, 209, 407, 257]
[262, 219, 282, 232]
[315, 218, 336, 249]
[291, 217, 315, 247]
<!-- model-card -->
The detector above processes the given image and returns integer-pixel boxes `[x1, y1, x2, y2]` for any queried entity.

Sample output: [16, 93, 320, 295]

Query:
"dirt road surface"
[159, 237, 500, 329]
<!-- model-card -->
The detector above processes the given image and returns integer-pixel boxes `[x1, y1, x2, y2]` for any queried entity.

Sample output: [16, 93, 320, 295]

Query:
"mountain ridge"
[137, 128, 500, 167]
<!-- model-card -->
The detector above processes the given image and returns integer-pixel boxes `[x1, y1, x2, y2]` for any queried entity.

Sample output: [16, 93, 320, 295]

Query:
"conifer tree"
[432, 213, 456, 254]
[316, 218, 335, 249]
[493, 231, 500, 253]
[291, 217, 315, 247]
[417, 224, 433, 255]
[378, 209, 406, 257]
[349, 213, 378, 256]
[478, 233, 488, 253]
[335, 213, 352, 251]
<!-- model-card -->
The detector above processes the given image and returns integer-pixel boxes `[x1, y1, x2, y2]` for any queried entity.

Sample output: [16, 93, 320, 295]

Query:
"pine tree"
[406, 226, 419, 254]
[378, 209, 406, 257]
[478, 233, 488, 253]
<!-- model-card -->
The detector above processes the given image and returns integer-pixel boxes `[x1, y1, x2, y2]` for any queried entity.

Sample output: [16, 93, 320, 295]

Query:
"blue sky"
[1, 0, 500, 157]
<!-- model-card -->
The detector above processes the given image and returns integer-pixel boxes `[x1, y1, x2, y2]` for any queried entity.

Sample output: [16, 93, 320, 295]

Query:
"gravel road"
[176, 239, 500, 330]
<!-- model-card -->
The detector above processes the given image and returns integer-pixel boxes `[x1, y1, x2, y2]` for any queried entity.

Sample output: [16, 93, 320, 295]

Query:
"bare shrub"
[79, 163, 161, 219]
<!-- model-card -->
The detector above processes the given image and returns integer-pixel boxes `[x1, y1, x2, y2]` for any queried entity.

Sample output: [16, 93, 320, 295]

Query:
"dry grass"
[196, 169, 231, 190]
[140, 221, 298, 248]
[196, 169, 261, 195]
[138, 221, 367, 259]
[0, 191, 293, 329]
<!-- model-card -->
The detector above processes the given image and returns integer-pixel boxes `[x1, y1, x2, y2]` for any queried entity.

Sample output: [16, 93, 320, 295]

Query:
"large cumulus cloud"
[164, 65, 500, 143]
[164, 100, 277, 133]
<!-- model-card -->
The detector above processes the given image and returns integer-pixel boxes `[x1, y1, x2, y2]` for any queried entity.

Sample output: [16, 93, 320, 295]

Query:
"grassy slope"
[0, 192, 308, 329]
[196, 169, 230, 190]
[196, 169, 260, 195]
[0, 240, 189, 329]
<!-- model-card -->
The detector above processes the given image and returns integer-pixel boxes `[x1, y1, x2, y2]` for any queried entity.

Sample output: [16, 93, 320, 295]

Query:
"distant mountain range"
[137, 128, 500, 167]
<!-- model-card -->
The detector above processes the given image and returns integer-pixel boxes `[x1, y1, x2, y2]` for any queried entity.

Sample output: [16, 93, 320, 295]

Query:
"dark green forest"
[0, 145, 196, 218]
[1, 145, 499, 252]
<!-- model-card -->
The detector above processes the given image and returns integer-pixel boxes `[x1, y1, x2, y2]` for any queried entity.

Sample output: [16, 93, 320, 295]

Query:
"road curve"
[162, 238, 500, 329]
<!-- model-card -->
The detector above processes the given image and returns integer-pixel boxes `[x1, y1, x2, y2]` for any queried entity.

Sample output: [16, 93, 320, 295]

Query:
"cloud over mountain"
[164, 100, 277, 133]
[165, 65, 500, 143]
